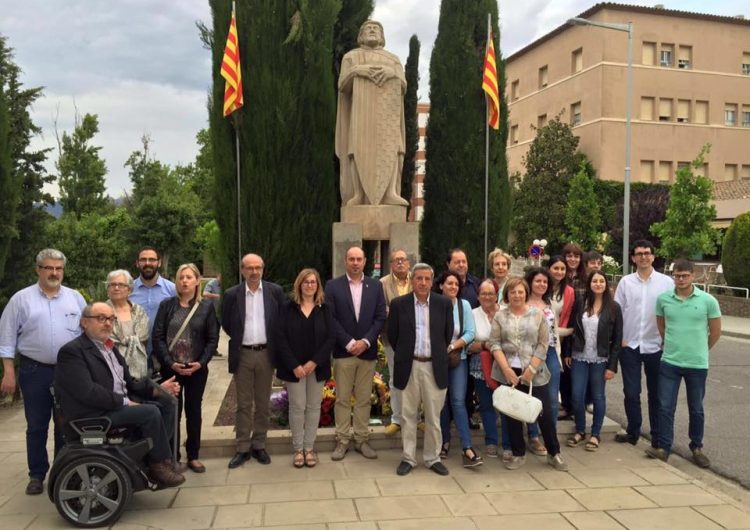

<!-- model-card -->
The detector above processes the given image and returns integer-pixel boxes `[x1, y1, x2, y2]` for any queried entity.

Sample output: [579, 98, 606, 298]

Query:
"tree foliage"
[421, 1, 510, 274]
[57, 113, 109, 219]
[401, 34, 420, 216]
[0, 79, 14, 280]
[210, 0, 339, 286]
[565, 162, 601, 251]
[511, 116, 590, 255]
[651, 145, 720, 260]
[722, 212, 750, 290]
[0, 35, 53, 309]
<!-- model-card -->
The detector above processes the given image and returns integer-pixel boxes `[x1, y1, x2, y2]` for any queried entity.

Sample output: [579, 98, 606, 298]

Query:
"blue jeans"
[657, 360, 707, 455]
[473, 377, 498, 446]
[440, 358, 473, 449]
[18, 357, 63, 480]
[620, 347, 661, 442]
[571, 359, 607, 437]
[524, 346, 561, 439]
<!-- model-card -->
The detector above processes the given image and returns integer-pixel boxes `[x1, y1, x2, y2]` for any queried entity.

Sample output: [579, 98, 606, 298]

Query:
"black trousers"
[502, 368, 561, 457]
[106, 402, 173, 462]
[170, 367, 209, 461]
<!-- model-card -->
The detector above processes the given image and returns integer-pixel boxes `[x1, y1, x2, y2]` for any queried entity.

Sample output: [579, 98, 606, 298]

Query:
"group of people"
[0, 239, 722, 494]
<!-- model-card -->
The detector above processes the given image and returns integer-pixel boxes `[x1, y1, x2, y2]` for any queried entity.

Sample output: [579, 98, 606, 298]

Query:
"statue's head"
[357, 20, 385, 49]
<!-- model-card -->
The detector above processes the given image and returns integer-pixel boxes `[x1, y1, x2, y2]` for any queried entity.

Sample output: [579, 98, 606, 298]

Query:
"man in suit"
[326, 246, 386, 460]
[388, 263, 453, 476]
[221, 253, 285, 468]
[55, 302, 184, 488]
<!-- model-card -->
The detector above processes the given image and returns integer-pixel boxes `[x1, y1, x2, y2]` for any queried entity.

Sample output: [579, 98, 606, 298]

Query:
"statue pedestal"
[341, 205, 406, 240]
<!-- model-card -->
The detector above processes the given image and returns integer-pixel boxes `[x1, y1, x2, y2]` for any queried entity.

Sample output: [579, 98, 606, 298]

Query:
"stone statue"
[335, 20, 409, 207]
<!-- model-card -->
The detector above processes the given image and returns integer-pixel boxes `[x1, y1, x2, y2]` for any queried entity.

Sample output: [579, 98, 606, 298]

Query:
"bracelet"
[527, 364, 538, 375]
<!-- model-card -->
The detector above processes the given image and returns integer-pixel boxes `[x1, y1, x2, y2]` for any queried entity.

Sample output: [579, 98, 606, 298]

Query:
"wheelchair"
[48, 382, 178, 528]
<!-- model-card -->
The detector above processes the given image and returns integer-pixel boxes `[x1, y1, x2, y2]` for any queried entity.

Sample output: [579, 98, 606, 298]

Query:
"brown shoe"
[149, 460, 186, 488]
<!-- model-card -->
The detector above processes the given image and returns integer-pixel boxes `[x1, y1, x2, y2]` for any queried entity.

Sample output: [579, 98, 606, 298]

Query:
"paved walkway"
[1, 325, 749, 529]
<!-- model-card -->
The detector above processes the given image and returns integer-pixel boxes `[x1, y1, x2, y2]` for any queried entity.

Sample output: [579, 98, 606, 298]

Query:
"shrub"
[721, 212, 750, 290]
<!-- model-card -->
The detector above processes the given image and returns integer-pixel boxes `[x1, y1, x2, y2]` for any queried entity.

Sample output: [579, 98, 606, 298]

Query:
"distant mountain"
[44, 196, 126, 219]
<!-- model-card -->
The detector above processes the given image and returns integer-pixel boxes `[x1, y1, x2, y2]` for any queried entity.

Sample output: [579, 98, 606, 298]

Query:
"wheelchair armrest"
[68, 417, 112, 436]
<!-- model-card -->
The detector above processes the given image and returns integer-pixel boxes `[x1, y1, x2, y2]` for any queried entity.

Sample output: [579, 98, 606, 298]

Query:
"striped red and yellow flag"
[221, 9, 243, 117]
[482, 31, 500, 130]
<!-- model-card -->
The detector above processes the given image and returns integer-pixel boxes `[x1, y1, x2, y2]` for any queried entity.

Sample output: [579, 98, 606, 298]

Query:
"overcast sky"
[0, 0, 745, 197]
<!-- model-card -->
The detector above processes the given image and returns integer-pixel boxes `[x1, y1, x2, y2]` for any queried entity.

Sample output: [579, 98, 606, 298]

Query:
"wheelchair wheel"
[53, 456, 132, 528]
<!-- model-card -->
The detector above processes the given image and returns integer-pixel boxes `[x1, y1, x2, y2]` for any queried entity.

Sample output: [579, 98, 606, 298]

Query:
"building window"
[658, 161, 672, 183]
[538, 65, 548, 88]
[725, 104, 738, 126]
[660, 44, 674, 67]
[571, 48, 583, 73]
[510, 124, 519, 145]
[537, 114, 547, 129]
[677, 46, 692, 69]
[743, 52, 750, 75]
[659, 98, 673, 122]
[640, 97, 655, 120]
[677, 99, 690, 123]
[742, 106, 750, 127]
[677, 161, 690, 172]
[694, 100, 708, 124]
[642, 42, 656, 65]
[640, 160, 655, 182]
[725, 164, 738, 181]
[571, 102, 581, 126]
[741, 165, 750, 180]
[511, 79, 519, 101]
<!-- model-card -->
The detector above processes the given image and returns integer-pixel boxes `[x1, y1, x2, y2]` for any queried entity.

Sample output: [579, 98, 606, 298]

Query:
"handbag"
[492, 380, 542, 424]
[448, 298, 464, 369]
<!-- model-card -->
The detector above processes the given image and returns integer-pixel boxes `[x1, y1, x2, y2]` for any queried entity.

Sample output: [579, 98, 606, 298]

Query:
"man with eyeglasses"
[613, 240, 673, 448]
[55, 302, 185, 488]
[647, 259, 721, 468]
[0, 248, 86, 495]
[129, 246, 176, 362]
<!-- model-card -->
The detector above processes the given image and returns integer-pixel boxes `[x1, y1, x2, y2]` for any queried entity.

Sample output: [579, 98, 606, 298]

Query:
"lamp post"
[567, 17, 633, 275]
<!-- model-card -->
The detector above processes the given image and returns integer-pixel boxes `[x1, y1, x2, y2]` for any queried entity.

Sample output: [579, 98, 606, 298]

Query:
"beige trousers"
[234, 347, 274, 452]
[401, 360, 447, 467]
[333, 356, 375, 444]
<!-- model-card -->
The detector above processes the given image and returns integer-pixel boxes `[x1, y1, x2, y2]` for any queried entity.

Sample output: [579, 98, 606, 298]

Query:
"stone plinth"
[389, 222, 420, 264]
[341, 205, 406, 240]
[332, 223, 363, 278]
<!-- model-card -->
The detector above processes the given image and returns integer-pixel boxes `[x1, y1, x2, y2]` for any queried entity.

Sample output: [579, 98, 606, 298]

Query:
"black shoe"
[396, 461, 413, 476]
[228, 451, 251, 469]
[614, 433, 637, 445]
[251, 448, 271, 465]
[25, 478, 43, 495]
[462, 448, 484, 468]
[429, 461, 450, 476]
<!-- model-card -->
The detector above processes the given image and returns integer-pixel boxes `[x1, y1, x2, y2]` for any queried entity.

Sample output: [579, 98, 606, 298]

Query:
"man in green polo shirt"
[646, 259, 721, 468]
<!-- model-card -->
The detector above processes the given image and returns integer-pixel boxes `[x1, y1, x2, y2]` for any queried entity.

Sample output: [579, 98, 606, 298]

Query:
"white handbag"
[492, 381, 543, 424]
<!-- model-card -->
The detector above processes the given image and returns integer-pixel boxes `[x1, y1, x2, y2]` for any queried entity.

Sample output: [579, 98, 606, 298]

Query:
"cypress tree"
[421, 1, 510, 274]
[401, 34, 420, 216]
[0, 83, 14, 280]
[210, 0, 339, 286]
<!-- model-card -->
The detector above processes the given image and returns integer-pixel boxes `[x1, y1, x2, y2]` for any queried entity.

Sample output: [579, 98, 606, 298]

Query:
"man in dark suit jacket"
[221, 253, 285, 468]
[325, 246, 386, 460]
[388, 263, 453, 476]
[55, 302, 184, 488]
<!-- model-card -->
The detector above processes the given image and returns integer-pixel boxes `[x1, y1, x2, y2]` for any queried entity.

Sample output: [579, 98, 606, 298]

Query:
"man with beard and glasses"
[129, 246, 176, 364]
[0, 249, 86, 495]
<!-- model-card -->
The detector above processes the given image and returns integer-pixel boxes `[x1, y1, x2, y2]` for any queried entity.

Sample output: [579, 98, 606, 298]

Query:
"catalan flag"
[221, 8, 243, 116]
[482, 31, 500, 130]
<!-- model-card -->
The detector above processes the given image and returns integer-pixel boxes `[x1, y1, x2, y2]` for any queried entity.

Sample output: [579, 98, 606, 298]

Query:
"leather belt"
[19, 354, 55, 369]
[242, 344, 267, 351]
[413, 356, 431, 362]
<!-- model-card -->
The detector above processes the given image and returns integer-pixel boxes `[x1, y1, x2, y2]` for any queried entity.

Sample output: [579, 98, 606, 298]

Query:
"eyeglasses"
[107, 283, 129, 290]
[633, 252, 653, 258]
[82, 315, 117, 324]
[674, 273, 693, 280]
[38, 266, 64, 272]
[302, 280, 317, 285]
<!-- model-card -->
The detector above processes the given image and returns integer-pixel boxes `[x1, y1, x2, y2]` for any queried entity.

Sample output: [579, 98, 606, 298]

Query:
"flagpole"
[234, 114, 242, 283]
[483, 13, 491, 278]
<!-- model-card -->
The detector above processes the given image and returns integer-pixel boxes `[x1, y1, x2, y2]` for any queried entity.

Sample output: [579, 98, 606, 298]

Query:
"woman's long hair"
[175, 263, 202, 302]
[292, 268, 324, 305]
[546, 255, 569, 302]
[524, 267, 553, 304]
[584, 271, 616, 321]
[432, 269, 463, 299]
[562, 242, 586, 283]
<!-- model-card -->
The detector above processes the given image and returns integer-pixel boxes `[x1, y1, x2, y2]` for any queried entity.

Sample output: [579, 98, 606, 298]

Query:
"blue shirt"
[0, 284, 86, 364]
[129, 275, 176, 332]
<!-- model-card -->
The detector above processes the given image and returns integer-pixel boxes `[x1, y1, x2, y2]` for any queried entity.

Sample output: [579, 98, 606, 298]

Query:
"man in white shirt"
[613, 240, 674, 446]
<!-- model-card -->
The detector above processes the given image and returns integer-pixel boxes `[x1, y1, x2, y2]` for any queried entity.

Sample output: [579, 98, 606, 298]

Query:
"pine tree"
[0, 35, 53, 308]
[401, 34, 420, 216]
[565, 162, 601, 251]
[210, 0, 340, 286]
[421, 1, 510, 274]
[0, 82, 14, 280]
[57, 113, 109, 219]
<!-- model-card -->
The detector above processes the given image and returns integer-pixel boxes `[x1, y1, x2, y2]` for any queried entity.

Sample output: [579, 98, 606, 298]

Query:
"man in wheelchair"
[54, 302, 185, 489]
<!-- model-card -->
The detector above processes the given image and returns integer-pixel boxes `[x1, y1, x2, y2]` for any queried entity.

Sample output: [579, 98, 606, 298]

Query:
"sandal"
[293, 450, 305, 468]
[439, 442, 450, 459]
[567, 432, 585, 447]
[585, 436, 600, 452]
[304, 449, 318, 467]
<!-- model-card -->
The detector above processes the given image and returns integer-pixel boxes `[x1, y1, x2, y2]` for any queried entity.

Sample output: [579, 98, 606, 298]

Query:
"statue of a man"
[335, 20, 409, 207]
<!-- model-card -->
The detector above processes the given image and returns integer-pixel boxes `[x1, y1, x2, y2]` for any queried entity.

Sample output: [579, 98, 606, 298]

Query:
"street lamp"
[567, 17, 633, 274]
